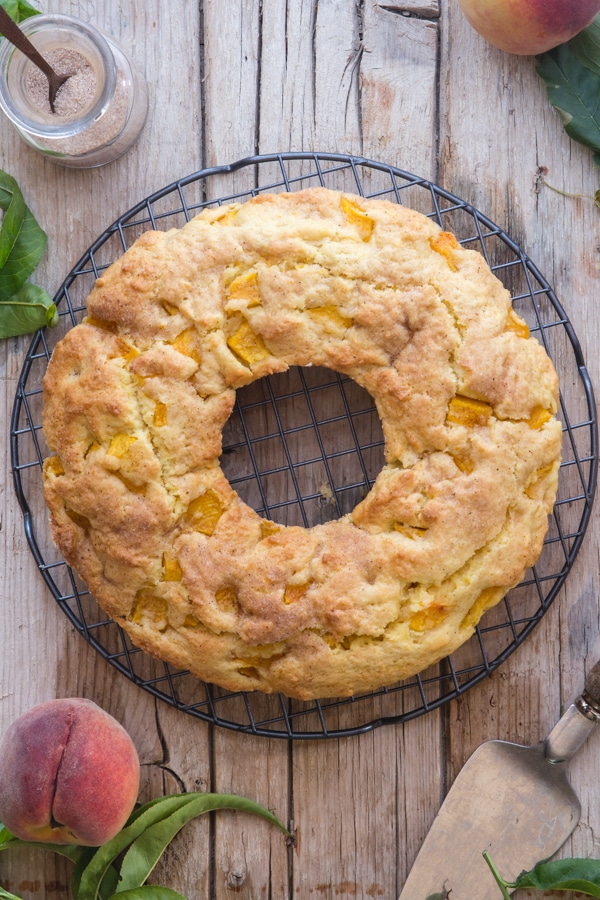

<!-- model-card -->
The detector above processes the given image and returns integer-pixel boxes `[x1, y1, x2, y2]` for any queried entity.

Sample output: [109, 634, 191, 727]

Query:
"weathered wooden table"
[1, 2, 599, 898]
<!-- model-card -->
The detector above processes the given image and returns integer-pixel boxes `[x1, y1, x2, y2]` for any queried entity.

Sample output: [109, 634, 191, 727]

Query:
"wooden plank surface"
[441, 5, 600, 898]
[0, 1, 599, 899]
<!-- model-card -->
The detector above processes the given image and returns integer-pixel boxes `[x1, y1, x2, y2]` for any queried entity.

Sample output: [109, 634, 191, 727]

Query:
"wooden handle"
[583, 660, 600, 712]
[0, 6, 55, 79]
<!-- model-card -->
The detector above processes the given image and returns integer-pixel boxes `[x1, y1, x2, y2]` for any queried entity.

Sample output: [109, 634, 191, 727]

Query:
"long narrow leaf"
[99, 868, 121, 900]
[124, 796, 185, 827]
[0, 834, 84, 863]
[0, 822, 83, 865]
[76, 795, 205, 900]
[116, 793, 287, 893]
[0, 888, 24, 900]
[73, 796, 210, 899]
[71, 847, 120, 900]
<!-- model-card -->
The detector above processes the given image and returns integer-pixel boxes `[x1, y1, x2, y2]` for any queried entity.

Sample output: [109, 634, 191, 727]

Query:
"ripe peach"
[0, 698, 140, 846]
[457, 0, 600, 55]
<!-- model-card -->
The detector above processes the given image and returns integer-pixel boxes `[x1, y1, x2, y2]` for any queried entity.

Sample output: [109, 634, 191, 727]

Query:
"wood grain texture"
[440, 3, 600, 898]
[0, 0, 206, 896]
[0, 1, 598, 899]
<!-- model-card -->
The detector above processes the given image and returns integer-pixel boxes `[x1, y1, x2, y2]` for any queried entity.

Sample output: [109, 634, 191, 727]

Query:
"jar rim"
[0, 13, 117, 138]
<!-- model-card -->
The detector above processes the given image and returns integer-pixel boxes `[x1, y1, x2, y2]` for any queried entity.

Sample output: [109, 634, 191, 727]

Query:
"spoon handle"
[0, 6, 55, 80]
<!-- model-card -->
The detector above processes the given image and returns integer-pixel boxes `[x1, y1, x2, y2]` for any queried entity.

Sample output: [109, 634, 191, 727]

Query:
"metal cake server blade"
[399, 659, 600, 900]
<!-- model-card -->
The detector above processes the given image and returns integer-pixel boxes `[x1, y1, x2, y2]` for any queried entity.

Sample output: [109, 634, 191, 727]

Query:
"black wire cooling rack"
[10, 152, 598, 739]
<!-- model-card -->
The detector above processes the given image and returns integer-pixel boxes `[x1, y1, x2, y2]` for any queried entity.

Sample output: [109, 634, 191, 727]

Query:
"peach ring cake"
[42, 187, 561, 700]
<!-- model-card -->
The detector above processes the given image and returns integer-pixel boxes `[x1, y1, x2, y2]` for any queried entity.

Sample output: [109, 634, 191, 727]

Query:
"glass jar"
[0, 13, 148, 167]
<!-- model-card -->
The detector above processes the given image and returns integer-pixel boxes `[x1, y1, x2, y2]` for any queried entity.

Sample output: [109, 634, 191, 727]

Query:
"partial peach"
[457, 0, 600, 55]
[0, 698, 140, 846]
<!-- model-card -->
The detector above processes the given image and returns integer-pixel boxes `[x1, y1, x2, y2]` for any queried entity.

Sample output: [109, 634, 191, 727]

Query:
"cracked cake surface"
[42, 187, 561, 699]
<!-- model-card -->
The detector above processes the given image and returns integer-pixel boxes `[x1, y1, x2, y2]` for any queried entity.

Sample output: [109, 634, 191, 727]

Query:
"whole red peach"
[0, 698, 140, 846]
[457, 0, 600, 55]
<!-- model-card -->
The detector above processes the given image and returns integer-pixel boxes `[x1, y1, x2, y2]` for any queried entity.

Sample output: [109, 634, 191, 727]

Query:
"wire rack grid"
[10, 152, 598, 739]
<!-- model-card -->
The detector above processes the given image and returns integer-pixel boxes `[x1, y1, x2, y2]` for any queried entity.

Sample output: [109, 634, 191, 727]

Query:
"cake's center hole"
[220, 366, 385, 527]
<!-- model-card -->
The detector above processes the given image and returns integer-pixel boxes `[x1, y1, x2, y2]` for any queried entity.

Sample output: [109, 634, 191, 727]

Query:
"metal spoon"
[0, 7, 71, 113]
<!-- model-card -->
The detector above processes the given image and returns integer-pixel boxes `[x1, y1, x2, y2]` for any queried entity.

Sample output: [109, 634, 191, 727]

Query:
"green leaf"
[77, 793, 287, 900]
[512, 857, 600, 895]
[109, 890, 188, 900]
[0, 170, 53, 338]
[76, 795, 212, 900]
[16, 0, 40, 21]
[0, 282, 57, 338]
[0, 826, 82, 866]
[0, 888, 24, 900]
[536, 44, 600, 156]
[0, 833, 84, 863]
[0, 170, 26, 268]
[569, 13, 600, 76]
[0, 0, 19, 21]
[0, 170, 47, 302]
[71, 848, 120, 900]
[115, 793, 287, 893]
[0, 793, 287, 900]
[0, 0, 39, 24]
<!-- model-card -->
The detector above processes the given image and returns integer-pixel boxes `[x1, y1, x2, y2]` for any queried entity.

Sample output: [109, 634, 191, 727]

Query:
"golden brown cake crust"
[42, 188, 561, 699]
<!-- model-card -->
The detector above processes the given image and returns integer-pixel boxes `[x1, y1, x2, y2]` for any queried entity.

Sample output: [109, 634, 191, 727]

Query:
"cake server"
[398, 659, 600, 900]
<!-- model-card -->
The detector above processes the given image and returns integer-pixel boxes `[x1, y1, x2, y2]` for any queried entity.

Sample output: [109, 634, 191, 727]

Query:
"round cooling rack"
[11, 152, 598, 739]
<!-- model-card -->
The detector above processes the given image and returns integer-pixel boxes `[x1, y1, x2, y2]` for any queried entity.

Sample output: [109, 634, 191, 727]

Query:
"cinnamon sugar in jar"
[0, 14, 148, 167]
